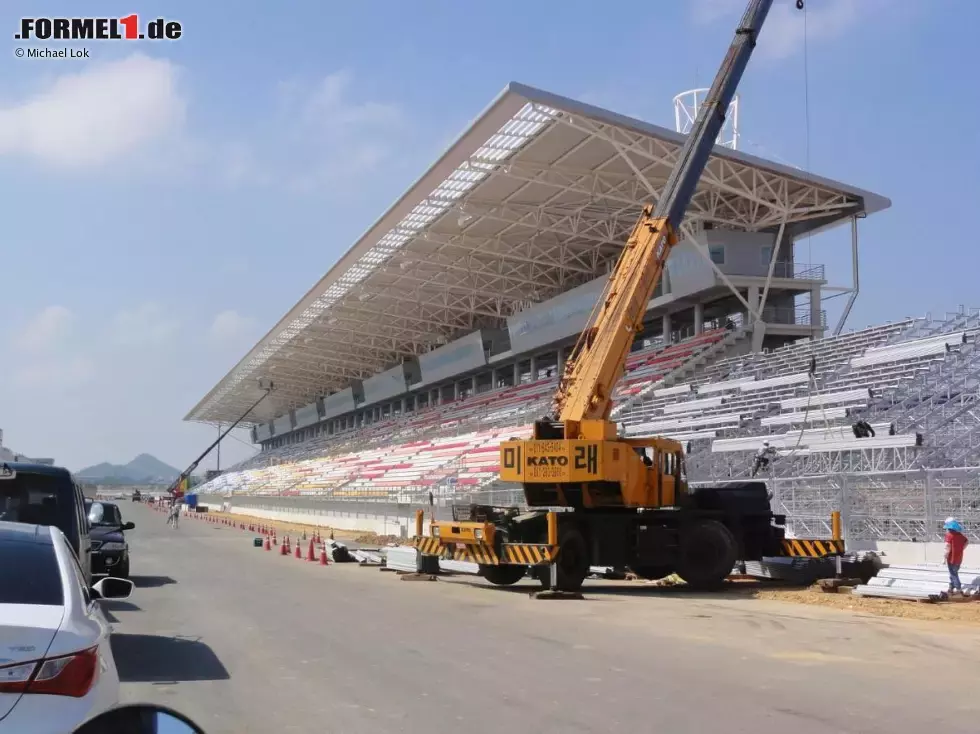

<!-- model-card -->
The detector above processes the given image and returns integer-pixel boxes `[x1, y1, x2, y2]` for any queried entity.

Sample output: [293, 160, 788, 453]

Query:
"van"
[0, 461, 93, 585]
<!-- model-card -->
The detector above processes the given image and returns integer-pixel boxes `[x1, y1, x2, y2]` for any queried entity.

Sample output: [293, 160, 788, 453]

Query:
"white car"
[0, 521, 133, 733]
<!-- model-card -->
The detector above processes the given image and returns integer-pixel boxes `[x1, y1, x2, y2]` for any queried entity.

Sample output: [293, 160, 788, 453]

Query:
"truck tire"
[553, 526, 590, 592]
[677, 520, 737, 589]
[480, 564, 527, 586]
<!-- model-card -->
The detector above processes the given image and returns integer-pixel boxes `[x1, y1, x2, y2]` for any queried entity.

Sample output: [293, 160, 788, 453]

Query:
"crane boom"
[555, 0, 773, 426]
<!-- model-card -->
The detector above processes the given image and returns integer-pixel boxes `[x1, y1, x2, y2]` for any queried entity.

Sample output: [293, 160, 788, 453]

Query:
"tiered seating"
[613, 329, 727, 400]
[197, 311, 979, 499]
[196, 332, 723, 496]
[620, 321, 916, 433]
[621, 315, 980, 479]
[222, 331, 723, 474]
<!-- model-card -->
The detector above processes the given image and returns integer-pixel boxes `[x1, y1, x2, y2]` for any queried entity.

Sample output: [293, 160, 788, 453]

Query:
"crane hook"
[796, 0, 804, 8]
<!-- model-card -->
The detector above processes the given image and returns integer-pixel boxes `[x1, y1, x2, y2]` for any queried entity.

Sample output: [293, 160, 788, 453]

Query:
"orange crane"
[414, 0, 843, 591]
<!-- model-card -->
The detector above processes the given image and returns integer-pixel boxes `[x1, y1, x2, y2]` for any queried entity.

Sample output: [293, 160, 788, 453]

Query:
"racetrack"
[111, 504, 980, 734]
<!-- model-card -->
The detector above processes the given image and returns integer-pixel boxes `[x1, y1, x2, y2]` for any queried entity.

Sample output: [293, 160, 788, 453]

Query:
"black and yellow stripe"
[453, 544, 500, 565]
[413, 536, 559, 567]
[502, 543, 557, 565]
[414, 536, 445, 556]
[781, 538, 845, 558]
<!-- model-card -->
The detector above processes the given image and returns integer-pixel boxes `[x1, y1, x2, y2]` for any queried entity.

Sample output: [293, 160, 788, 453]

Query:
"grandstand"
[186, 83, 980, 544]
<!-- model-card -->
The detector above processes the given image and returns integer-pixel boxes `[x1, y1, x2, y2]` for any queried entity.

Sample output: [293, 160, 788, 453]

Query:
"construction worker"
[852, 419, 875, 439]
[944, 517, 968, 594]
[751, 440, 777, 477]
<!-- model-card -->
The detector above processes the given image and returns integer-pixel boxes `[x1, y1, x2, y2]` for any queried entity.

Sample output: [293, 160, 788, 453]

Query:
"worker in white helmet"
[752, 440, 777, 477]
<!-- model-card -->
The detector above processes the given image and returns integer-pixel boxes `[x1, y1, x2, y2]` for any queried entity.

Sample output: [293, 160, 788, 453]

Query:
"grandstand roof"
[186, 82, 891, 426]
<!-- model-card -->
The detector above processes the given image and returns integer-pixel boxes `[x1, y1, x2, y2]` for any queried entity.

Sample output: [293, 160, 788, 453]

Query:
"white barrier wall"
[849, 540, 980, 567]
[224, 505, 409, 538]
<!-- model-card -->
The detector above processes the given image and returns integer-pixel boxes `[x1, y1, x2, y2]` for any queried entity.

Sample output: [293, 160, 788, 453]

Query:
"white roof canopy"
[186, 82, 889, 426]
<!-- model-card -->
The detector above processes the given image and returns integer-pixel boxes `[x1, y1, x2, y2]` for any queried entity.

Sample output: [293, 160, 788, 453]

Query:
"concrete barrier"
[194, 494, 432, 538]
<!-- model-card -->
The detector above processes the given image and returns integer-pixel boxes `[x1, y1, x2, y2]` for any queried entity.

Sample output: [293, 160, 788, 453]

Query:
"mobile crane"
[414, 0, 843, 591]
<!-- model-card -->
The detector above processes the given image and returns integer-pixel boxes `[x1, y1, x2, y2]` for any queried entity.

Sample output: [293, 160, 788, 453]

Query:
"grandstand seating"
[198, 331, 727, 496]
[196, 311, 980, 498]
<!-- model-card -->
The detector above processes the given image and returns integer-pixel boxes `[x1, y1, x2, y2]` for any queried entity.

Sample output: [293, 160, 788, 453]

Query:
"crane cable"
[802, 0, 813, 268]
[763, 0, 835, 483]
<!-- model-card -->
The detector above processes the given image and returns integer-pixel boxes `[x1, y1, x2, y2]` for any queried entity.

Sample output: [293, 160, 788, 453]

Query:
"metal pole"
[216, 424, 221, 472]
[833, 215, 861, 335]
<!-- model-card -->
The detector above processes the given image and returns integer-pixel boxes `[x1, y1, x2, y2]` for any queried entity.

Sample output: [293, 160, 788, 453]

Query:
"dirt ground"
[752, 584, 980, 624]
[184, 505, 980, 625]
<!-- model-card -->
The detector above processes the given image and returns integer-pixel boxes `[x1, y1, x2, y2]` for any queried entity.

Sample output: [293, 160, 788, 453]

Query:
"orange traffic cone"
[306, 539, 316, 562]
[294, 543, 302, 559]
[280, 538, 288, 555]
[319, 547, 329, 565]
[264, 537, 271, 551]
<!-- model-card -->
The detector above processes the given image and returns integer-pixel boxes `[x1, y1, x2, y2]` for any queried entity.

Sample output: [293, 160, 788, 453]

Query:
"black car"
[85, 500, 135, 578]
[0, 462, 93, 585]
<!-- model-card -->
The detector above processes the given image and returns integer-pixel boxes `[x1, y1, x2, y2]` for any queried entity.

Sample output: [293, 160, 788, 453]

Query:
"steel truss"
[188, 90, 875, 427]
[712, 468, 980, 543]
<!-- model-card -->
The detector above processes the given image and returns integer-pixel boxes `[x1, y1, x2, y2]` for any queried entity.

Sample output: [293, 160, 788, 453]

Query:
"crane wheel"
[676, 520, 737, 590]
[480, 564, 527, 586]
[552, 526, 590, 592]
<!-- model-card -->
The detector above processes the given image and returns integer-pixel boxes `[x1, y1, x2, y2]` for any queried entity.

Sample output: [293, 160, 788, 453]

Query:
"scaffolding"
[697, 467, 980, 544]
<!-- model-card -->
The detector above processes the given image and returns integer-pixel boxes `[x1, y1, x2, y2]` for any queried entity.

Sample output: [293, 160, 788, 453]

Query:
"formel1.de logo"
[15, 15, 182, 41]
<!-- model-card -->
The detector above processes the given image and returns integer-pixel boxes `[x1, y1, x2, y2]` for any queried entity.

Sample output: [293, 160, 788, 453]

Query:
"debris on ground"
[852, 563, 980, 601]
[753, 584, 980, 624]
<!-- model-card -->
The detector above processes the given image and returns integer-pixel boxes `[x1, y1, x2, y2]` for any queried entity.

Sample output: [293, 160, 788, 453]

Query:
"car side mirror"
[91, 576, 134, 600]
[122, 521, 136, 530]
[75, 704, 205, 733]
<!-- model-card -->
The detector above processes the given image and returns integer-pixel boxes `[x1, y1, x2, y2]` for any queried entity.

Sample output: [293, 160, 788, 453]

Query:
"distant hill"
[77, 453, 181, 485]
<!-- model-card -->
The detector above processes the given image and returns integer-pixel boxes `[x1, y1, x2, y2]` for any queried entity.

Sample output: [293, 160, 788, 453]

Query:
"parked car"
[0, 462, 93, 586]
[0, 521, 133, 732]
[85, 500, 135, 579]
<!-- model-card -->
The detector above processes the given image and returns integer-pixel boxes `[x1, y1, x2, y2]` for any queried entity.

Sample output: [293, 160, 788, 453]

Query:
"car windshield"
[87, 501, 123, 526]
[0, 473, 70, 529]
[0, 538, 64, 606]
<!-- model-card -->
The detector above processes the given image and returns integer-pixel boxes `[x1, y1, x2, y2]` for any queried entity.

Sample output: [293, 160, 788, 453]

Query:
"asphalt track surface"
[110, 504, 980, 734]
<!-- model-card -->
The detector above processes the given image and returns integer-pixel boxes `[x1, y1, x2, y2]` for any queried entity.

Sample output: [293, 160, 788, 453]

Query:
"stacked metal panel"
[383, 545, 419, 573]
[853, 563, 980, 601]
[743, 557, 835, 584]
[439, 559, 480, 574]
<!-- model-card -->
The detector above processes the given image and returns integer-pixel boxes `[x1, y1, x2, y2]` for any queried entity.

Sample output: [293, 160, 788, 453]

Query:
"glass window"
[760, 246, 773, 265]
[0, 473, 74, 532]
[0, 539, 64, 605]
[65, 543, 92, 606]
[87, 501, 122, 526]
[708, 246, 725, 265]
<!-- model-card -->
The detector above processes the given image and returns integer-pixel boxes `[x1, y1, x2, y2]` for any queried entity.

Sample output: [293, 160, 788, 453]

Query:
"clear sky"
[1, 0, 977, 472]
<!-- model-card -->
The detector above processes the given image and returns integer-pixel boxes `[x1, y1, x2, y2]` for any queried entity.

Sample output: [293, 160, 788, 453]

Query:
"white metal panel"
[293, 403, 320, 429]
[418, 331, 486, 386]
[272, 415, 292, 435]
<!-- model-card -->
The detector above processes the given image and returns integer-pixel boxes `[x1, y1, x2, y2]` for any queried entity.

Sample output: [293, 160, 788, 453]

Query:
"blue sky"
[0, 0, 977, 471]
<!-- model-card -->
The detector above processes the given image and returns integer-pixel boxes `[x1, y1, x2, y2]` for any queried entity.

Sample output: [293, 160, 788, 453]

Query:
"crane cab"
[498, 425, 687, 510]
